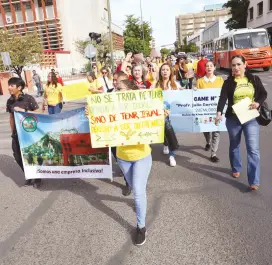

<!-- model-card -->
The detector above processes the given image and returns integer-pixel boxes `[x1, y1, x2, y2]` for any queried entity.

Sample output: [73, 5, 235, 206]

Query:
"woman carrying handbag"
[156, 63, 182, 167]
[216, 56, 267, 191]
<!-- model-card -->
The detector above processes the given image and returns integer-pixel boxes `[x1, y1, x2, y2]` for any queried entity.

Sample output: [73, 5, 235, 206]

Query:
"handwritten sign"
[62, 81, 90, 101]
[87, 89, 165, 148]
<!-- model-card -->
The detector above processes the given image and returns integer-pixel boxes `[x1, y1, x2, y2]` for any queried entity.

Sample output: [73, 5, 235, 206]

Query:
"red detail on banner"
[60, 133, 108, 166]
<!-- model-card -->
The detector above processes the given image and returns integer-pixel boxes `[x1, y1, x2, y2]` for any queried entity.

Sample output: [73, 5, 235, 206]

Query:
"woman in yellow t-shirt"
[196, 61, 224, 163]
[115, 76, 152, 246]
[87, 72, 103, 94]
[42, 72, 63, 114]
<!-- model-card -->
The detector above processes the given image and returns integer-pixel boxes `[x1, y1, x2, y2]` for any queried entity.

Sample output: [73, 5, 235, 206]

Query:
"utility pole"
[107, 0, 115, 73]
[140, 0, 145, 55]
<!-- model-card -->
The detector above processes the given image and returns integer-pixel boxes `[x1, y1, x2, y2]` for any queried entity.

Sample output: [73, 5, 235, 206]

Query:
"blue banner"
[163, 89, 227, 132]
[14, 108, 112, 180]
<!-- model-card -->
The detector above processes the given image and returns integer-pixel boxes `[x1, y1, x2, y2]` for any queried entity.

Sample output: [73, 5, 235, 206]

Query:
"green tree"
[0, 31, 43, 78]
[123, 15, 152, 57]
[75, 33, 113, 67]
[160, 48, 171, 57]
[223, 0, 250, 30]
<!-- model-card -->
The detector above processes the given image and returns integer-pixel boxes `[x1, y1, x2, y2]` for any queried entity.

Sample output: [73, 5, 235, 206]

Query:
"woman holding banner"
[196, 61, 224, 163]
[42, 72, 63, 114]
[156, 63, 182, 167]
[216, 56, 267, 191]
[115, 78, 152, 246]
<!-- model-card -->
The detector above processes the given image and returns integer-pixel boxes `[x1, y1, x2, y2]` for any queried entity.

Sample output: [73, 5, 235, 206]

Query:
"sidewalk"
[0, 78, 86, 113]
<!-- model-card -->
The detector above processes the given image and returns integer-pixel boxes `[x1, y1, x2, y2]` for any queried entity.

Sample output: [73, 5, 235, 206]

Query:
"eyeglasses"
[102, 71, 108, 74]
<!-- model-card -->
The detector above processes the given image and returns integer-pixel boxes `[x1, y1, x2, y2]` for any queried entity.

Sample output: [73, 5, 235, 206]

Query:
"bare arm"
[9, 113, 15, 132]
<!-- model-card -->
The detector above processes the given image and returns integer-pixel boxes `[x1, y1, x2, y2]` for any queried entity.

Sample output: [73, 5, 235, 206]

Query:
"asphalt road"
[0, 70, 272, 265]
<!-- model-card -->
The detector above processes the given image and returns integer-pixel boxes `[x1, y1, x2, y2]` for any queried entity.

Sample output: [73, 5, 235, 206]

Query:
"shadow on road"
[0, 154, 25, 187]
[151, 145, 249, 193]
[39, 178, 135, 233]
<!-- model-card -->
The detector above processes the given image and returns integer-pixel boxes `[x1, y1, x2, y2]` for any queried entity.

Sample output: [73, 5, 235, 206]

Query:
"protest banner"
[14, 108, 112, 180]
[62, 81, 90, 101]
[163, 89, 227, 133]
[87, 89, 165, 148]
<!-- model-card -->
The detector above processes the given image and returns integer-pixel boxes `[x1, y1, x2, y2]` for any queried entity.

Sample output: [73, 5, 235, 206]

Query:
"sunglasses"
[102, 71, 108, 74]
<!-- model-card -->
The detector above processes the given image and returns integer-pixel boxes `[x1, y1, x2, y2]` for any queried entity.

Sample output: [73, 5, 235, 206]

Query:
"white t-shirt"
[99, 76, 114, 93]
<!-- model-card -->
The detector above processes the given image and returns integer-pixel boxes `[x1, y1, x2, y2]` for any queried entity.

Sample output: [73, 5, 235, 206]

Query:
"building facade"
[0, 0, 124, 68]
[175, 4, 229, 44]
[202, 18, 229, 54]
[187, 30, 203, 53]
[247, 0, 272, 38]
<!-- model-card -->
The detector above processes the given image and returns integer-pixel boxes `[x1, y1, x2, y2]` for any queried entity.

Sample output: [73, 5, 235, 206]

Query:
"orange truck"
[214, 28, 272, 71]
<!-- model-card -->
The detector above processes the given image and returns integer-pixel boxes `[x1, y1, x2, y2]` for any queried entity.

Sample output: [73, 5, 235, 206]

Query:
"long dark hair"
[47, 72, 58, 88]
[230, 55, 250, 77]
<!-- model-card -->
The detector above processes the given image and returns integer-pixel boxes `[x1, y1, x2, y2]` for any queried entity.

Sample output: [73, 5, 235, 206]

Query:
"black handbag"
[164, 118, 179, 151]
[257, 101, 271, 126]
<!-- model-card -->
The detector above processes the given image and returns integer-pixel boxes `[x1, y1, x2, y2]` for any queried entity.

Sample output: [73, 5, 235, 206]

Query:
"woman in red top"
[130, 64, 152, 89]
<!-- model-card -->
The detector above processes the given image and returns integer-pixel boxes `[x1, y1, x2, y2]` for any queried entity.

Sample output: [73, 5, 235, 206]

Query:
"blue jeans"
[36, 83, 42, 96]
[48, 103, 63, 115]
[117, 154, 152, 228]
[226, 117, 260, 186]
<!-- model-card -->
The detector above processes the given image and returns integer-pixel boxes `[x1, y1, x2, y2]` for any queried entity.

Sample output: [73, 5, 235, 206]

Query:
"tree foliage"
[174, 39, 199, 54]
[160, 48, 171, 57]
[123, 15, 152, 57]
[0, 31, 43, 77]
[223, 0, 250, 30]
[75, 33, 113, 67]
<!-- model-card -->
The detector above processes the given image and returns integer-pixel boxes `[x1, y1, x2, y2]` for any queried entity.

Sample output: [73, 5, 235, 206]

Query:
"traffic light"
[89, 32, 102, 44]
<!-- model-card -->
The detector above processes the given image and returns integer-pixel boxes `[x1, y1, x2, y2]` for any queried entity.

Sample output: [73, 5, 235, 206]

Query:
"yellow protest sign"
[87, 88, 165, 148]
[62, 81, 90, 101]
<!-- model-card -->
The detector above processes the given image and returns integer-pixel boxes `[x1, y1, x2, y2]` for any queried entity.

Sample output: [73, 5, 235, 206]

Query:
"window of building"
[14, 3, 21, 11]
[249, 7, 254, 20]
[257, 1, 263, 16]
[269, 0, 272, 11]
[24, 2, 32, 9]
[38, 0, 53, 7]
[3, 5, 11, 13]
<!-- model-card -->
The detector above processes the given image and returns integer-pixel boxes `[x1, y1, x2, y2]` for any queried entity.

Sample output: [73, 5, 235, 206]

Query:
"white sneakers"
[169, 156, 176, 167]
[163, 145, 170, 155]
[163, 145, 176, 167]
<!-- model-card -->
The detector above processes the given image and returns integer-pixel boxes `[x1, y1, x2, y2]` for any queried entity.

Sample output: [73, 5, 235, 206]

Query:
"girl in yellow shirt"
[196, 61, 223, 163]
[42, 72, 63, 114]
[115, 74, 152, 246]
[87, 72, 103, 94]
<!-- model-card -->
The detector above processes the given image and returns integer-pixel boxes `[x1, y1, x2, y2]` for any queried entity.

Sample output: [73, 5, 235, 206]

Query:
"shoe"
[163, 145, 169, 155]
[250, 185, 259, 191]
[122, 183, 132, 196]
[135, 226, 146, 246]
[232, 172, 240, 178]
[205, 144, 211, 151]
[211, 156, 220, 163]
[24, 179, 32, 186]
[33, 179, 42, 189]
[169, 156, 176, 167]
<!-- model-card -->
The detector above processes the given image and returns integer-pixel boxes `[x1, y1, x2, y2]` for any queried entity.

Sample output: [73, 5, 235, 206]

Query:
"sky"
[110, 0, 227, 49]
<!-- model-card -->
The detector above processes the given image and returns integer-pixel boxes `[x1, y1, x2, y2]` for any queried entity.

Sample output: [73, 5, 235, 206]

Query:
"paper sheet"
[232, 97, 260, 124]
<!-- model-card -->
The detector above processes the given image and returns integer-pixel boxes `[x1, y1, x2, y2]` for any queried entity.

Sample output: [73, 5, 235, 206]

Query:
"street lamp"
[140, 0, 145, 54]
[107, 0, 115, 73]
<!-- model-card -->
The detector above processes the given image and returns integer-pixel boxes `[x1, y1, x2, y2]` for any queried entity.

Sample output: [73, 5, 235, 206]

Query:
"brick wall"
[113, 33, 124, 50]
